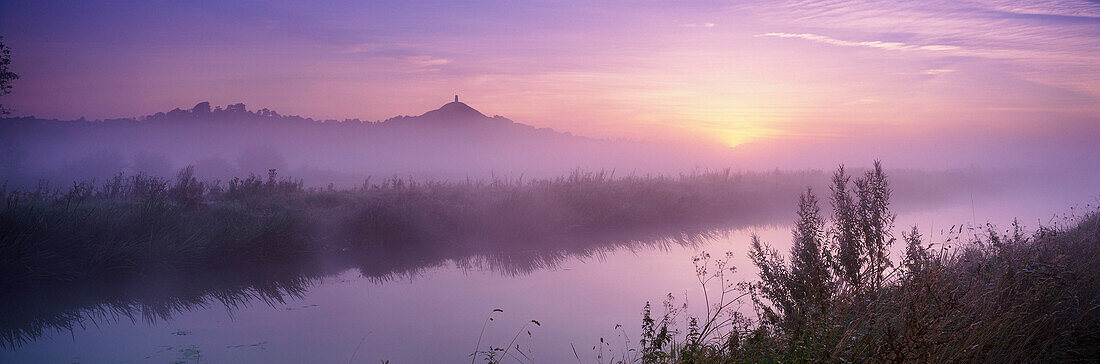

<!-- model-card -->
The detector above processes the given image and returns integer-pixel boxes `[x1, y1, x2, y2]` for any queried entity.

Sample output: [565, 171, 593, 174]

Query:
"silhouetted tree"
[748, 189, 835, 359]
[856, 161, 895, 292]
[748, 162, 897, 358]
[747, 233, 792, 331]
[225, 103, 246, 113]
[257, 108, 280, 117]
[0, 36, 19, 115]
[789, 188, 831, 306]
[901, 225, 928, 276]
[169, 165, 204, 208]
[831, 165, 863, 290]
[191, 101, 211, 114]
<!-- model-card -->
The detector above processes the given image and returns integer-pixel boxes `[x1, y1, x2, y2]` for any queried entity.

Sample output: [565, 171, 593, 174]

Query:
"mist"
[3, 1, 1100, 362]
[1, 99, 738, 187]
[3, 99, 1095, 196]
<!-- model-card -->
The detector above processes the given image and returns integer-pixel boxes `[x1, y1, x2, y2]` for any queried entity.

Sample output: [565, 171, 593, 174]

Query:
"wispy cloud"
[339, 43, 382, 54]
[844, 97, 880, 106]
[758, 33, 959, 52]
[405, 56, 450, 67]
[979, 0, 1100, 19]
[751, 0, 1100, 98]
[683, 22, 715, 28]
[921, 69, 955, 75]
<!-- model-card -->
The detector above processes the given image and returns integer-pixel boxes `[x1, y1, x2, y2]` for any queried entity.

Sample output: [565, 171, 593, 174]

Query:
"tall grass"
[342, 169, 802, 246]
[0, 166, 817, 348]
[1, 167, 813, 291]
[0, 168, 311, 290]
[627, 163, 1100, 362]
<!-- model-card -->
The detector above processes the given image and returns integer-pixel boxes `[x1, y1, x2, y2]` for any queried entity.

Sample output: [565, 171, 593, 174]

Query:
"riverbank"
[619, 165, 1100, 363]
[1, 167, 816, 291]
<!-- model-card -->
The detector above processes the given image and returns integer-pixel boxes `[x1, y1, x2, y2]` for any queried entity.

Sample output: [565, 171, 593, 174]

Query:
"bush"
[631, 162, 1100, 363]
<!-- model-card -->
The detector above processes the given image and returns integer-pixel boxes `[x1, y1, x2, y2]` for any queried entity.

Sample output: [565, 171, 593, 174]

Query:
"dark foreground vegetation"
[614, 163, 1099, 363]
[6, 162, 1092, 361]
[1, 167, 820, 291]
[0, 213, 721, 351]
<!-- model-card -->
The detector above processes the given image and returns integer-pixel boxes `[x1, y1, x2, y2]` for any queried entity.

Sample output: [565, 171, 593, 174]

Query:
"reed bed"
[621, 163, 1099, 363]
[0, 167, 808, 291]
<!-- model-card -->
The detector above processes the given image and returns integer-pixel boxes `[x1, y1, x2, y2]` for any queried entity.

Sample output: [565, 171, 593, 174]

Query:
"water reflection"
[350, 225, 727, 281]
[0, 223, 727, 349]
[0, 264, 320, 349]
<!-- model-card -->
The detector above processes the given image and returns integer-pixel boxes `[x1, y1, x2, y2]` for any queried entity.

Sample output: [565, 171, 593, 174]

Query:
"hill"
[0, 99, 726, 186]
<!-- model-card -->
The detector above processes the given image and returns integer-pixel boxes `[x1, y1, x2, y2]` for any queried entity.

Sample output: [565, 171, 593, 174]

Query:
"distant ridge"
[417, 100, 488, 120]
[0, 96, 730, 186]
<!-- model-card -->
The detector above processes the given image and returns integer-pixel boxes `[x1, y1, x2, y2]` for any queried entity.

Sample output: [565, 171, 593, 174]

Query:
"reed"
[627, 163, 1100, 363]
[0, 167, 807, 291]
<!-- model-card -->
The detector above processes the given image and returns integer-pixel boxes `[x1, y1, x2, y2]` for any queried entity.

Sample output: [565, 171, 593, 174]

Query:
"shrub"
[632, 162, 1100, 363]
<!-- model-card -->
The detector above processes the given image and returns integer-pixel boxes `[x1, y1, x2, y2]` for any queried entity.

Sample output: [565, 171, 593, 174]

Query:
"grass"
[6, 163, 1086, 361]
[616, 163, 1100, 363]
[0, 167, 823, 292]
[0, 166, 826, 348]
[0, 168, 312, 290]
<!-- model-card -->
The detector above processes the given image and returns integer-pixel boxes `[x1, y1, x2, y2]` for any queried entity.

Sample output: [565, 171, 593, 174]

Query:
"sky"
[1, 0, 1098, 153]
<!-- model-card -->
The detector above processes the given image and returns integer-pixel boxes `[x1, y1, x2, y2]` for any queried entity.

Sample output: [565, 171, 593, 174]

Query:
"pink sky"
[1, 1, 1098, 153]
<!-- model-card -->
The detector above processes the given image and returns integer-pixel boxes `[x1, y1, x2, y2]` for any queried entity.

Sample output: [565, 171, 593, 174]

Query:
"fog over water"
[1, 183, 1089, 363]
[2, 1, 1099, 361]
[3, 99, 1096, 189]
[0, 95, 1097, 362]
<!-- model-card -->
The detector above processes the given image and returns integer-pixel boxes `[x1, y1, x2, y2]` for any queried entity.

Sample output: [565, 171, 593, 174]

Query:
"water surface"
[2, 189, 1092, 363]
